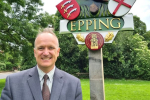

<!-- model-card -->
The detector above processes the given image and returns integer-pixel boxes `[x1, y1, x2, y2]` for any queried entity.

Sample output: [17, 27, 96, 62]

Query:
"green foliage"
[101, 16, 149, 80]
[0, 63, 6, 71]
[0, 0, 53, 70]
[5, 62, 18, 70]
[103, 31, 150, 80]
[5, 62, 12, 70]
[78, 45, 89, 73]
[55, 32, 88, 74]
[143, 31, 150, 49]
[20, 45, 36, 70]
[133, 16, 146, 35]
[0, 52, 5, 63]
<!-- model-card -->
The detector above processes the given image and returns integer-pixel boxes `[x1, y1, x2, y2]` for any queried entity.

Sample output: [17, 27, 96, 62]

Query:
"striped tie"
[42, 74, 50, 100]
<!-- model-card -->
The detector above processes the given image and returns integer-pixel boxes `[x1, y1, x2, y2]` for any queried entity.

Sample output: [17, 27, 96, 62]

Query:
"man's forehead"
[35, 33, 56, 41]
[34, 33, 59, 47]
[37, 32, 54, 37]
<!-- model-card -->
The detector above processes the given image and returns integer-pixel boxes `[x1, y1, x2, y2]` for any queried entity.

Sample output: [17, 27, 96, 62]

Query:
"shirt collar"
[37, 65, 55, 82]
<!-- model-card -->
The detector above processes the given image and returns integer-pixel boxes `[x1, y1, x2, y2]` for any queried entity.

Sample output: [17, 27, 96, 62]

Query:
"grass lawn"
[81, 79, 150, 100]
[1, 79, 150, 100]
[0, 79, 5, 97]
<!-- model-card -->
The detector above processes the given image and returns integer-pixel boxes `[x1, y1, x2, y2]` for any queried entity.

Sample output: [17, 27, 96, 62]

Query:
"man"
[0, 28, 82, 100]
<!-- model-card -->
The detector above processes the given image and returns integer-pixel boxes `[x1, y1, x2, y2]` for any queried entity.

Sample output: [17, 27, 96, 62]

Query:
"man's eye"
[49, 47, 54, 50]
[38, 47, 44, 50]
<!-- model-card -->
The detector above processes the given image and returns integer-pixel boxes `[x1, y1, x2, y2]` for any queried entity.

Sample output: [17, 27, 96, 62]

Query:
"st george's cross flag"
[108, 0, 136, 17]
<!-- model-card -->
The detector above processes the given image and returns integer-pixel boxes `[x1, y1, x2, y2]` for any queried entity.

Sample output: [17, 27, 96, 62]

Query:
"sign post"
[56, 0, 136, 99]
[89, 48, 105, 100]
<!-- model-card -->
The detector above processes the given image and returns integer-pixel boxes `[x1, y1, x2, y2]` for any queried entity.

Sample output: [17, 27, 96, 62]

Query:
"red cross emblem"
[113, 0, 131, 15]
[108, 0, 136, 16]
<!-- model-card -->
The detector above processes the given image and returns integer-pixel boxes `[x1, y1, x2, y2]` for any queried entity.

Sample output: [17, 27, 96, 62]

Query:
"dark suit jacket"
[0, 66, 82, 100]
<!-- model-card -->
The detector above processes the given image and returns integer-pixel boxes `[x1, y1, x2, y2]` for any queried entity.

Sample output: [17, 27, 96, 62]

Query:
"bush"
[0, 63, 6, 71]
[20, 65, 35, 70]
[5, 62, 13, 70]
[5, 62, 18, 71]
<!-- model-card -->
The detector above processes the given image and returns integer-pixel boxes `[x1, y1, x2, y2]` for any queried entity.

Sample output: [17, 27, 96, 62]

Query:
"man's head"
[34, 28, 60, 73]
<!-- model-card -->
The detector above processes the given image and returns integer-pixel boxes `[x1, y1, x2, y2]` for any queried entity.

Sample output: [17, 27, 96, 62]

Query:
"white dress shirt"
[37, 65, 55, 92]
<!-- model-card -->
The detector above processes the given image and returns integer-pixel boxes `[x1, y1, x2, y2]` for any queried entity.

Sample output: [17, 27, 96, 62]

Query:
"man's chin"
[38, 64, 53, 68]
[41, 65, 52, 68]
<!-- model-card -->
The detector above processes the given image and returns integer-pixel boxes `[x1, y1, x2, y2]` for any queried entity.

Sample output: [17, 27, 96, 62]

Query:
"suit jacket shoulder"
[0, 67, 82, 100]
[0, 66, 43, 100]
[56, 68, 79, 81]
[51, 68, 82, 100]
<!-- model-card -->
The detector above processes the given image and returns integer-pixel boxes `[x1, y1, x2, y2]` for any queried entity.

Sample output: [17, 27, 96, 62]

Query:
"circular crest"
[85, 32, 104, 50]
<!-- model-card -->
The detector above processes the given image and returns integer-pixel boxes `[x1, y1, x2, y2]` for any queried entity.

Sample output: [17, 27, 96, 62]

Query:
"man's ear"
[57, 48, 60, 57]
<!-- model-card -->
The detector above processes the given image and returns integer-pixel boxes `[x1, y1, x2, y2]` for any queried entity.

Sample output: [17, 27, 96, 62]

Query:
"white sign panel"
[59, 14, 134, 44]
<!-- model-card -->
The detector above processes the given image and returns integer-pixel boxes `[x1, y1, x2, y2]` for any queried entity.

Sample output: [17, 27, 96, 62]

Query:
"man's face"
[34, 33, 60, 70]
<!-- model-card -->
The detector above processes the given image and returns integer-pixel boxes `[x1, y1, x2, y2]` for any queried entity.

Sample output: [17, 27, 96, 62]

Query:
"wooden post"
[89, 48, 105, 100]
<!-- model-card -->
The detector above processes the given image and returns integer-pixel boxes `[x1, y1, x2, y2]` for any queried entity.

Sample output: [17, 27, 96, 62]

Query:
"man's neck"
[37, 65, 55, 73]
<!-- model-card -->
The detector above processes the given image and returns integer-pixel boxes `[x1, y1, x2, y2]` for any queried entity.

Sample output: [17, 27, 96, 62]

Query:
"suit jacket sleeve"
[0, 76, 12, 100]
[75, 79, 82, 100]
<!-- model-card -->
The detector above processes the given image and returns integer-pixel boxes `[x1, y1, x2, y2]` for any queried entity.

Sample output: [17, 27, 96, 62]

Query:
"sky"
[41, 0, 150, 31]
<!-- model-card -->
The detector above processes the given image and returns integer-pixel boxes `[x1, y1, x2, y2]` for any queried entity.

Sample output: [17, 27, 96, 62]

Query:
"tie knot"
[43, 74, 49, 80]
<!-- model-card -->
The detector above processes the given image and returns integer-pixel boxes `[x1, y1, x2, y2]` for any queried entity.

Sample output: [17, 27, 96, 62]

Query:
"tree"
[101, 15, 150, 80]
[0, 0, 52, 69]
[133, 16, 146, 35]
[143, 31, 150, 49]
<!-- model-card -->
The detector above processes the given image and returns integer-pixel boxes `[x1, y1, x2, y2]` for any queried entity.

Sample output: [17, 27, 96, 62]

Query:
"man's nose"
[43, 48, 49, 55]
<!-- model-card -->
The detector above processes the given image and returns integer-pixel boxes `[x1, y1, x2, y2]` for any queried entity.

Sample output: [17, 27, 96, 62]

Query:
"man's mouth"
[42, 57, 52, 60]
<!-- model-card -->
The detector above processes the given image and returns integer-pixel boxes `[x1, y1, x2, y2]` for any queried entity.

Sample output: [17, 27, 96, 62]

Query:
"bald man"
[0, 28, 82, 100]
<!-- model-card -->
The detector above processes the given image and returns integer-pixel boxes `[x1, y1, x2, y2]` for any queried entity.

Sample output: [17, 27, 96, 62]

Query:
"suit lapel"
[27, 66, 43, 100]
[50, 68, 64, 100]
